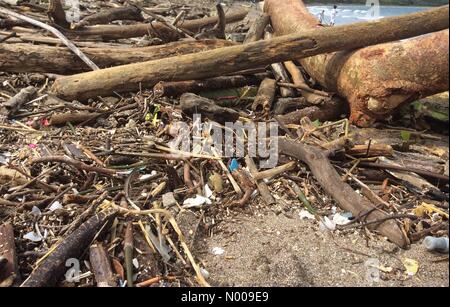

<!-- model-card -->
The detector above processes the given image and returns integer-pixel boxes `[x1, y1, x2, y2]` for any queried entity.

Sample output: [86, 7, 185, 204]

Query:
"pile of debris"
[0, 0, 448, 287]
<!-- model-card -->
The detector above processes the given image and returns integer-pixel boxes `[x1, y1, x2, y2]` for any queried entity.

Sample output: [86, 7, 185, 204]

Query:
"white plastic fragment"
[31, 206, 42, 217]
[211, 247, 225, 255]
[332, 212, 352, 225]
[200, 267, 210, 278]
[24, 231, 44, 242]
[132, 258, 139, 269]
[204, 184, 213, 198]
[319, 216, 336, 231]
[299, 209, 315, 220]
[183, 195, 212, 208]
[139, 174, 153, 181]
[49, 201, 63, 212]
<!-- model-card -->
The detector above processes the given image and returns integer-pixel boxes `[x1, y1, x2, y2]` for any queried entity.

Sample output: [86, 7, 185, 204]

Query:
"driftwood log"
[21, 209, 117, 287]
[154, 74, 266, 98]
[276, 98, 346, 125]
[65, 9, 249, 41]
[279, 139, 409, 248]
[0, 223, 19, 287]
[265, 0, 450, 127]
[244, 12, 270, 44]
[89, 243, 116, 287]
[0, 86, 36, 117]
[251, 78, 277, 113]
[273, 97, 308, 115]
[283, 61, 330, 105]
[264, 31, 295, 98]
[0, 39, 235, 74]
[73, 6, 144, 28]
[180, 93, 240, 124]
[51, 6, 449, 101]
[48, 0, 70, 29]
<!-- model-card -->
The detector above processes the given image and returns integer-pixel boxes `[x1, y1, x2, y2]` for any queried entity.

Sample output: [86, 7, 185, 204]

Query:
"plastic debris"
[162, 192, 177, 208]
[423, 236, 449, 253]
[299, 209, 315, 220]
[319, 216, 336, 231]
[229, 158, 239, 172]
[183, 195, 212, 208]
[402, 258, 419, 276]
[48, 201, 63, 212]
[332, 212, 352, 225]
[413, 202, 449, 219]
[211, 247, 225, 255]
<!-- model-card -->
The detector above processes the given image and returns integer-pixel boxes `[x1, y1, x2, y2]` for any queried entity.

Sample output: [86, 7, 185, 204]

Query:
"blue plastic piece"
[229, 159, 239, 172]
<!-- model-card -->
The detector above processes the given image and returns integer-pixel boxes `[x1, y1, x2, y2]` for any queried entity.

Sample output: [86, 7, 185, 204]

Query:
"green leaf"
[400, 131, 411, 142]
[312, 119, 322, 128]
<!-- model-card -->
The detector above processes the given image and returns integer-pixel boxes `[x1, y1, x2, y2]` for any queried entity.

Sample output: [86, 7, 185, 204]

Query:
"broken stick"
[251, 78, 277, 114]
[0, 86, 36, 118]
[245, 156, 276, 206]
[279, 139, 409, 248]
[154, 74, 265, 98]
[90, 243, 116, 287]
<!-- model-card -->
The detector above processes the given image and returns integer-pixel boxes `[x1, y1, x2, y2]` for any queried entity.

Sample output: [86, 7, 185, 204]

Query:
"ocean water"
[308, 4, 430, 25]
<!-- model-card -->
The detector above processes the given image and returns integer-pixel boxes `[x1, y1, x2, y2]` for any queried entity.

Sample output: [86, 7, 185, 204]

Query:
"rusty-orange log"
[265, 0, 449, 127]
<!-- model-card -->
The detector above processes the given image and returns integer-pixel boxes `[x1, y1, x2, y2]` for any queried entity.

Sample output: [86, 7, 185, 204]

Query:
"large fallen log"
[51, 6, 449, 101]
[279, 139, 409, 248]
[65, 9, 249, 41]
[265, 0, 450, 127]
[0, 39, 235, 74]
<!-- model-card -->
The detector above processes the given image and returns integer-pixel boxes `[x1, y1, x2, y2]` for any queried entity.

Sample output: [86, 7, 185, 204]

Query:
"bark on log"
[48, 0, 70, 29]
[264, 31, 295, 98]
[154, 74, 266, 98]
[51, 6, 450, 101]
[244, 12, 270, 44]
[0, 18, 28, 28]
[1, 86, 36, 117]
[21, 209, 117, 287]
[74, 6, 144, 28]
[276, 98, 346, 124]
[283, 61, 330, 105]
[180, 93, 240, 124]
[89, 243, 116, 287]
[49, 112, 103, 126]
[0, 40, 235, 74]
[347, 144, 394, 157]
[265, 0, 450, 127]
[252, 78, 277, 113]
[245, 156, 276, 205]
[0, 223, 19, 287]
[273, 97, 308, 115]
[65, 9, 249, 41]
[279, 139, 409, 248]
